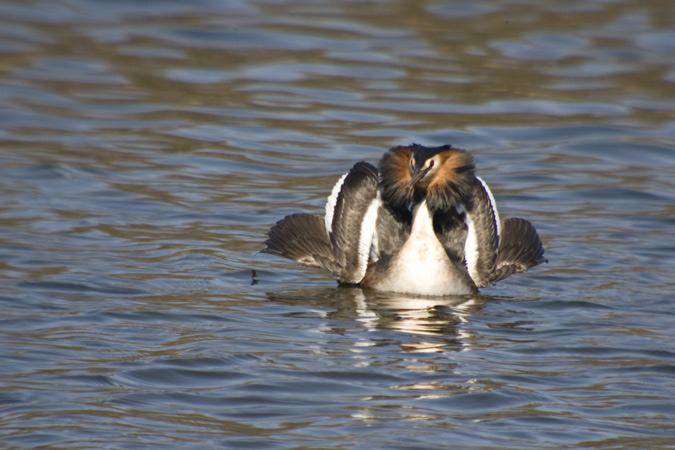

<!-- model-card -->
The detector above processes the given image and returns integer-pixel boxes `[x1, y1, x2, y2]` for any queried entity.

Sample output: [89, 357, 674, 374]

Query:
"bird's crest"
[378, 145, 414, 210]
[379, 144, 475, 211]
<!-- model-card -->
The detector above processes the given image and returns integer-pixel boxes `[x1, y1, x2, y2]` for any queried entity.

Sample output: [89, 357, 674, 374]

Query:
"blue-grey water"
[1, 0, 674, 448]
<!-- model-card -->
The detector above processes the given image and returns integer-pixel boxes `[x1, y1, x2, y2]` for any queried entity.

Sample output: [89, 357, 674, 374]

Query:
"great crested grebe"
[263, 144, 546, 296]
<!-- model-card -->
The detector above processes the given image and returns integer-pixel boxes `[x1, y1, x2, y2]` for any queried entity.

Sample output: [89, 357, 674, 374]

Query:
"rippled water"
[1, 0, 674, 448]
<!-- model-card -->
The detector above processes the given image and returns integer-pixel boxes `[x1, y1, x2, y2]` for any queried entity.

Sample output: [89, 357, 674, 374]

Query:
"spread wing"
[265, 161, 414, 285]
[263, 213, 339, 272]
[462, 177, 500, 287]
[462, 177, 546, 287]
[327, 161, 381, 283]
[264, 161, 380, 283]
[488, 218, 546, 284]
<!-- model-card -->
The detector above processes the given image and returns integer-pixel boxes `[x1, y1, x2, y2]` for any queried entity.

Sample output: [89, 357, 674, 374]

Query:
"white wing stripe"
[324, 172, 348, 235]
[476, 176, 501, 238]
[356, 195, 381, 282]
[460, 204, 480, 282]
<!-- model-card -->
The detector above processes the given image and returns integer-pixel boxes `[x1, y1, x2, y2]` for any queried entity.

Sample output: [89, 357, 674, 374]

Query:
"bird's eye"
[429, 159, 435, 168]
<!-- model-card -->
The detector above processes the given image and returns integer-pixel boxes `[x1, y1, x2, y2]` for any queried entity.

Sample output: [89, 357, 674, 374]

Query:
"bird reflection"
[266, 286, 490, 352]
[353, 290, 487, 352]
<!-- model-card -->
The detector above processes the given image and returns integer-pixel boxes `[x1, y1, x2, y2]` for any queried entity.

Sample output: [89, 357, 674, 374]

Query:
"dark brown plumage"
[264, 213, 335, 270]
[490, 218, 547, 285]
[378, 145, 414, 210]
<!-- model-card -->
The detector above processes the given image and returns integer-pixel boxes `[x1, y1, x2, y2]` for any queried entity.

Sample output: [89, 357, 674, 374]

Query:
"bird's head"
[379, 143, 475, 211]
[407, 144, 452, 188]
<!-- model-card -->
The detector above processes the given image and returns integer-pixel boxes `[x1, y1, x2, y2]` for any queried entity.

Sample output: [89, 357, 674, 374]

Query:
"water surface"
[1, 0, 674, 448]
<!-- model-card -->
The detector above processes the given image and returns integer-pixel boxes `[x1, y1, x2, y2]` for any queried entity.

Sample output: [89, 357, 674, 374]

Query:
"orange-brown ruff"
[379, 144, 476, 212]
[263, 144, 546, 296]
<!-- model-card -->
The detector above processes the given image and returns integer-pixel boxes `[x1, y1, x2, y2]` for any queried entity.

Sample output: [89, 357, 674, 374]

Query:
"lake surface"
[1, 0, 674, 448]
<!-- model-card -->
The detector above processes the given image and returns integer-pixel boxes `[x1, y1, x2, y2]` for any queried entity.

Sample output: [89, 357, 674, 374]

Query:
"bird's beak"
[408, 167, 430, 188]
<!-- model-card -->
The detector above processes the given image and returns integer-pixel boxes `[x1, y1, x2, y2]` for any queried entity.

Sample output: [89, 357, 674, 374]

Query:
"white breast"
[371, 200, 475, 296]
